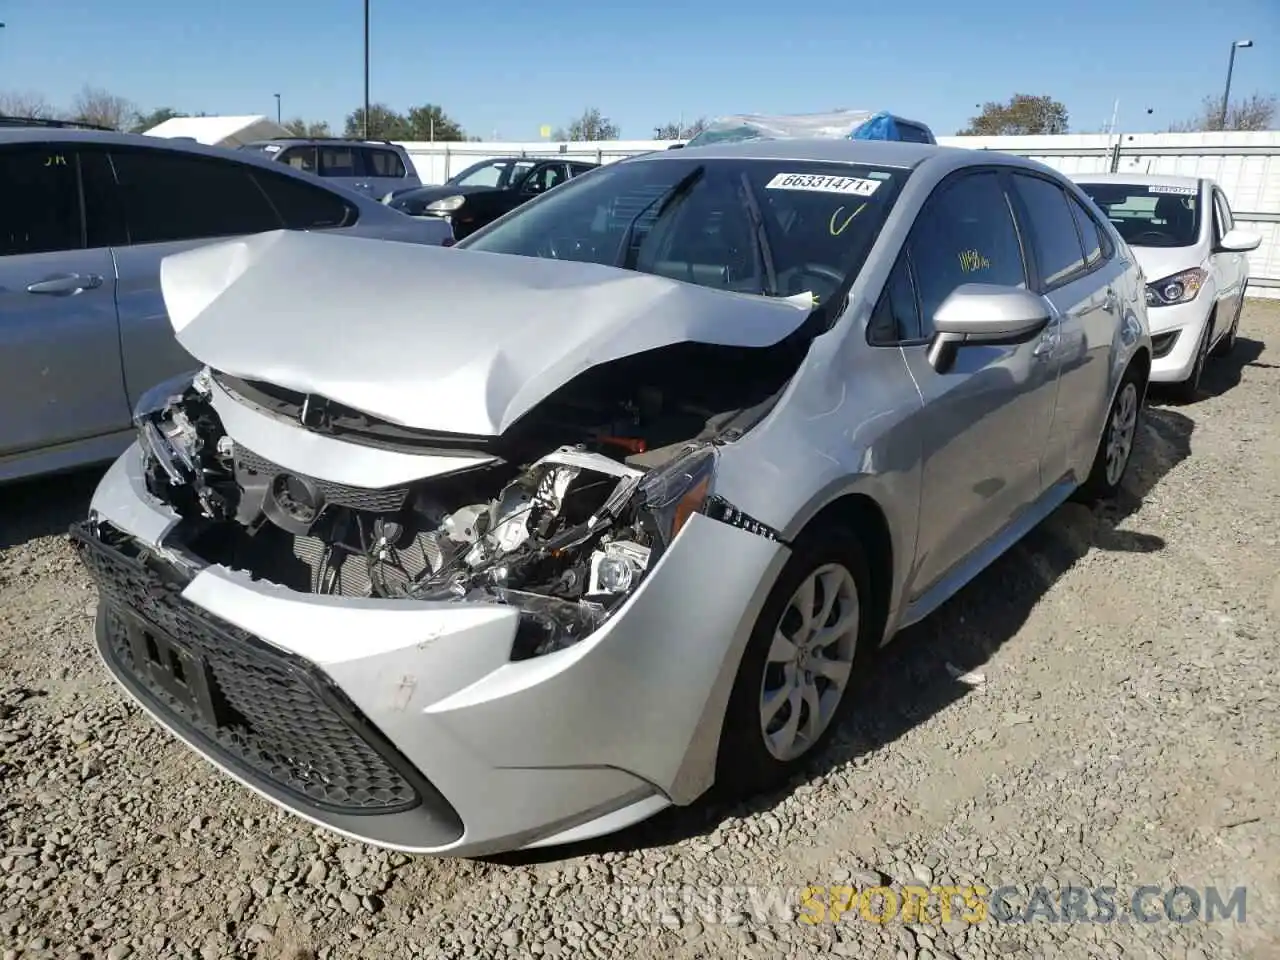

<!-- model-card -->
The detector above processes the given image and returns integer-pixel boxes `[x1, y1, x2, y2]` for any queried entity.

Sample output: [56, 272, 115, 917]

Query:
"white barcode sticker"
[1147, 184, 1196, 195]
[765, 172, 882, 196]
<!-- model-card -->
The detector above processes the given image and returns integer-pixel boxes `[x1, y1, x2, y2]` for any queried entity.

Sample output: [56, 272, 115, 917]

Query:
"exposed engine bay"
[132, 344, 792, 658]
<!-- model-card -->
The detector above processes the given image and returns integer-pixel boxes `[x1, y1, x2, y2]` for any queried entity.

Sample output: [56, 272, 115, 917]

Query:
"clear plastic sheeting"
[685, 109, 934, 147]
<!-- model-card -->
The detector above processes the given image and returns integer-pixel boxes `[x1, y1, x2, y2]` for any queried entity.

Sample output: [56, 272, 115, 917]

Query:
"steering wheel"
[777, 262, 845, 297]
[1130, 231, 1170, 244]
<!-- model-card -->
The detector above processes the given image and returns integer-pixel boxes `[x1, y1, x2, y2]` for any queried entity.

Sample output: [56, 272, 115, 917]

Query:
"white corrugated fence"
[395, 131, 1280, 299]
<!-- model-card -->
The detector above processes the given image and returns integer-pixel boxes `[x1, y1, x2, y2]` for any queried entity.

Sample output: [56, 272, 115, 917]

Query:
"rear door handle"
[1033, 329, 1061, 360]
[27, 273, 103, 295]
[1103, 288, 1119, 311]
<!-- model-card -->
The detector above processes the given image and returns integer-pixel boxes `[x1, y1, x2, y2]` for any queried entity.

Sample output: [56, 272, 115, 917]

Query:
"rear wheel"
[1076, 365, 1143, 504]
[714, 527, 871, 797]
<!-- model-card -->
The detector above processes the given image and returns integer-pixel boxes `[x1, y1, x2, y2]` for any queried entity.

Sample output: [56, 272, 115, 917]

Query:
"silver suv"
[239, 137, 422, 199]
[0, 123, 450, 484]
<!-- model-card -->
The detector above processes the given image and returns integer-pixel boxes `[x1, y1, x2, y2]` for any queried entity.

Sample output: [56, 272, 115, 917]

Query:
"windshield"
[447, 158, 536, 188]
[457, 157, 908, 304]
[1077, 183, 1201, 248]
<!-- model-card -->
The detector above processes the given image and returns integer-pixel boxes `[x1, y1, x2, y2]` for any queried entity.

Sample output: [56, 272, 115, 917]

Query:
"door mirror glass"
[1218, 228, 1261, 253]
[928, 283, 1051, 372]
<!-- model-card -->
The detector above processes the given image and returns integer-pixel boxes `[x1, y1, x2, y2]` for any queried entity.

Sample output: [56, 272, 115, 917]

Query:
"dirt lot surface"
[2, 301, 1278, 960]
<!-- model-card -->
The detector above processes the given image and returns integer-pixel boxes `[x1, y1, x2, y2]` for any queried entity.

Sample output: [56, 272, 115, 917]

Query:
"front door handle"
[27, 273, 104, 295]
[1103, 288, 1119, 312]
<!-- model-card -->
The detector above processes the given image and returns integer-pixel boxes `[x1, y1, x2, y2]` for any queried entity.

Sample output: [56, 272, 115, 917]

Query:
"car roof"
[1072, 172, 1203, 189]
[620, 137, 1049, 179]
[0, 127, 387, 203]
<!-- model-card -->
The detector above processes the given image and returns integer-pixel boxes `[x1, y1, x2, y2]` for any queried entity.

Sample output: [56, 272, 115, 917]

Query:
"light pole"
[274, 93, 281, 124]
[363, 0, 368, 138]
[1220, 40, 1253, 129]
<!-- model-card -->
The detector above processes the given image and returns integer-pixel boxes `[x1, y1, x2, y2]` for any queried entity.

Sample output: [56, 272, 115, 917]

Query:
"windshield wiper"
[615, 164, 705, 270]
[739, 171, 778, 296]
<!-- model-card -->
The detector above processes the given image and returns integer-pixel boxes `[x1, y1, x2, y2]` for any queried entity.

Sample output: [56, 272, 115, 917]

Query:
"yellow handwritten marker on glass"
[829, 203, 865, 237]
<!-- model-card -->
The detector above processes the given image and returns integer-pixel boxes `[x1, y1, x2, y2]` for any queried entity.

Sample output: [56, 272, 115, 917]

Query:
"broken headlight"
[508, 444, 718, 660]
[134, 368, 206, 484]
[133, 367, 231, 518]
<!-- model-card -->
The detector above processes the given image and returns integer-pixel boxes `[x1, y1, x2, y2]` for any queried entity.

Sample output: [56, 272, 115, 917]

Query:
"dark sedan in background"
[386, 156, 598, 240]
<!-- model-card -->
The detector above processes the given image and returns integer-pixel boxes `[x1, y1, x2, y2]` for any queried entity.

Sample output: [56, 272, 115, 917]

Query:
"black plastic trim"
[70, 519, 463, 838]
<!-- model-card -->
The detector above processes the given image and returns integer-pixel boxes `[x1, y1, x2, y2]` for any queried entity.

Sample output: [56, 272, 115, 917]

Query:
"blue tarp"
[849, 112, 899, 140]
[684, 110, 933, 148]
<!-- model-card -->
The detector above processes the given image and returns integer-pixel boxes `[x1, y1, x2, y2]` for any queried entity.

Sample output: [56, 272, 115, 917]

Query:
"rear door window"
[109, 148, 283, 244]
[279, 145, 318, 174]
[0, 144, 82, 255]
[1065, 191, 1105, 268]
[1009, 173, 1087, 289]
[362, 148, 407, 178]
[318, 146, 358, 177]
[252, 169, 358, 229]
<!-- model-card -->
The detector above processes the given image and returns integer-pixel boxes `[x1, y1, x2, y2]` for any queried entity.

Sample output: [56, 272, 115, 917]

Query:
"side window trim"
[1063, 186, 1110, 270]
[1007, 170, 1094, 294]
[866, 249, 926, 348]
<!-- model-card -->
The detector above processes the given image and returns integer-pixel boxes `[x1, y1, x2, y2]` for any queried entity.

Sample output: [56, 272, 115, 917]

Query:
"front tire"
[714, 526, 871, 798]
[1170, 317, 1211, 402]
[1211, 298, 1241, 358]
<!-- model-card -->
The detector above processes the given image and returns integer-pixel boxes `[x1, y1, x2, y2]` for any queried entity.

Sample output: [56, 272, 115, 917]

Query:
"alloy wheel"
[758, 563, 860, 762]
[1105, 381, 1139, 488]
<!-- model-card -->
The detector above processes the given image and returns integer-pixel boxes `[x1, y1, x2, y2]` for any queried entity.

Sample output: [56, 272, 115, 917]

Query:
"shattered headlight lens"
[637, 444, 717, 548]
[134, 367, 212, 488]
[507, 444, 718, 661]
[132, 367, 207, 427]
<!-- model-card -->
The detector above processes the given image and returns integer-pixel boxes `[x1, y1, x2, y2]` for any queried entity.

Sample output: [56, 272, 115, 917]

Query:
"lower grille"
[70, 520, 459, 826]
[234, 444, 409, 513]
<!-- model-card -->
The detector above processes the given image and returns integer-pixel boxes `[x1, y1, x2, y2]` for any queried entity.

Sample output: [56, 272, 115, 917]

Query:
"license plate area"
[125, 617, 223, 728]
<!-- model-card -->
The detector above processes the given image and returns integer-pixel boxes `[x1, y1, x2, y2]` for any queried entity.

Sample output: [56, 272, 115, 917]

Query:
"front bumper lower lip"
[72, 520, 468, 849]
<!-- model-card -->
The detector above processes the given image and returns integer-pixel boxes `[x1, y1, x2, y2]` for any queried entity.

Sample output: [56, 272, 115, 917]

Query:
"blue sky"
[1, 0, 1277, 140]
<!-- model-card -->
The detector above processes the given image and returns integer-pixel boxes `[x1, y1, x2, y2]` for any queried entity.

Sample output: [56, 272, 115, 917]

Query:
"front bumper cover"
[75, 444, 789, 855]
[74, 520, 467, 846]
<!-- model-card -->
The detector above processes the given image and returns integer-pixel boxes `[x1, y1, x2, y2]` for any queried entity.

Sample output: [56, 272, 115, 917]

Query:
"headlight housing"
[424, 194, 466, 214]
[1145, 268, 1206, 307]
[506, 444, 719, 660]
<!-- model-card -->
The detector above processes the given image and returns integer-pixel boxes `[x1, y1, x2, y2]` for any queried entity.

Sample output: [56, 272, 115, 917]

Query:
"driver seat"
[1154, 195, 1192, 236]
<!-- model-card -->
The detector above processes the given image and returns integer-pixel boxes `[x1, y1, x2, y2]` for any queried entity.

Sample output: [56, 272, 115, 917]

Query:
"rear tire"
[714, 526, 872, 799]
[1076, 365, 1143, 504]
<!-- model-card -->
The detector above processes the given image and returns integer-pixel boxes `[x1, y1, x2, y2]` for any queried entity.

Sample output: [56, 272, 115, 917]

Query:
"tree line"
[959, 92, 1277, 135]
[3, 85, 1272, 142]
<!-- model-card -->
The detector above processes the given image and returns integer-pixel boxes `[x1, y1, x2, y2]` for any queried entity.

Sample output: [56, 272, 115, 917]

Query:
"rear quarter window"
[252, 168, 358, 229]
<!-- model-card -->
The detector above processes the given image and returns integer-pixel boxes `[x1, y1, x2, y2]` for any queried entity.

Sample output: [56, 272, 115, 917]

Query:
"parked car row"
[383, 156, 600, 240]
[70, 134, 1263, 860]
[0, 124, 451, 483]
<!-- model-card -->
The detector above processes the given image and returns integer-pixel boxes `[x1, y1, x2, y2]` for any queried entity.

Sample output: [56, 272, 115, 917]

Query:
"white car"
[1074, 174, 1260, 401]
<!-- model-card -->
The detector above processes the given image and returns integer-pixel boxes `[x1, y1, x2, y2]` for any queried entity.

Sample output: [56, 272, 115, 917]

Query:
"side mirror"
[1218, 228, 1262, 253]
[926, 284, 1052, 373]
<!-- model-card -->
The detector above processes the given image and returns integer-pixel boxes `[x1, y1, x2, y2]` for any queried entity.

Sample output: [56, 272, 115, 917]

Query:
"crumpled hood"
[161, 229, 814, 436]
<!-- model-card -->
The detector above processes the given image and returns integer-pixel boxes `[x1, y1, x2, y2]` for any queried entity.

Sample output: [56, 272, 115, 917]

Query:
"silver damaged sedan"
[73, 139, 1152, 857]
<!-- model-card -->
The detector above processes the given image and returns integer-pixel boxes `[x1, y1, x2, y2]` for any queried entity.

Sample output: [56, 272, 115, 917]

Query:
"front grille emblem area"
[298, 394, 332, 430]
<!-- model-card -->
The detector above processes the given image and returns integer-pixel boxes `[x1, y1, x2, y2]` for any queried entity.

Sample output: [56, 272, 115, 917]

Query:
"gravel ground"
[2, 300, 1278, 960]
